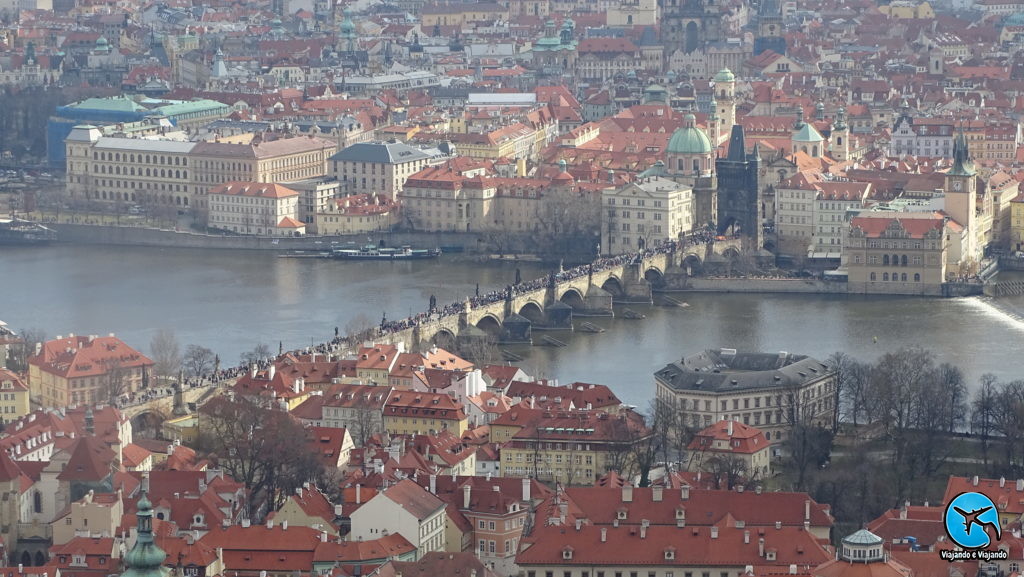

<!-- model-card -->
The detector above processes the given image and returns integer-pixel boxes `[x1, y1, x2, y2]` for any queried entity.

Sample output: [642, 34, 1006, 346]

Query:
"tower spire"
[948, 122, 975, 177]
[726, 125, 747, 162]
[121, 481, 169, 577]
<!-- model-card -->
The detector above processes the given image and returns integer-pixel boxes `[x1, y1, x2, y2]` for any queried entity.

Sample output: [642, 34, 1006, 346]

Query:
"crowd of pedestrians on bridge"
[372, 235, 719, 336]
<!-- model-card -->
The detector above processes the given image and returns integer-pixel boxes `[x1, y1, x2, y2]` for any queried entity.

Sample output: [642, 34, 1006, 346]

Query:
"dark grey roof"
[654, 349, 833, 393]
[329, 141, 431, 164]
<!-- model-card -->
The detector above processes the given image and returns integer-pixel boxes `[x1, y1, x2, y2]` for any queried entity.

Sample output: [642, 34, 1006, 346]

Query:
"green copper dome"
[667, 114, 713, 154]
[713, 68, 735, 82]
[121, 490, 169, 577]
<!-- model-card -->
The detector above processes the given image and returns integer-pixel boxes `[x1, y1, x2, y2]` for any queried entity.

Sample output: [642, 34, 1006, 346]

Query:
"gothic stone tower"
[716, 124, 762, 249]
[661, 0, 722, 55]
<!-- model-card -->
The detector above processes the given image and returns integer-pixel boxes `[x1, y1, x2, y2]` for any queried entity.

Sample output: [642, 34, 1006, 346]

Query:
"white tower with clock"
[944, 126, 977, 262]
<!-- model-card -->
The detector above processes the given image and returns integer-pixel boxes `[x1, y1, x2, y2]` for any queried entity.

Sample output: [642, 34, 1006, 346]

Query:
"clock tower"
[944, 126, 977, 261]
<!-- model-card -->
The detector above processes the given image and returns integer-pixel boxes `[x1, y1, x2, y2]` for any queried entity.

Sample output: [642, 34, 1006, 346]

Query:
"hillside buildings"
[27, 334, 152, 408]
[654, 349, 835, 446]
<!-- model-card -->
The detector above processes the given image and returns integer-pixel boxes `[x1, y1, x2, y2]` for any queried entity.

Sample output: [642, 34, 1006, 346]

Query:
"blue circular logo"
[945, 492, 1002, 550]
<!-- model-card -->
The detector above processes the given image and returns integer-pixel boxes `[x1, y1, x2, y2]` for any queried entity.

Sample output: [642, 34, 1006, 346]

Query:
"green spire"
[948, 124, 976, 177]
[121, 488, 169, 577]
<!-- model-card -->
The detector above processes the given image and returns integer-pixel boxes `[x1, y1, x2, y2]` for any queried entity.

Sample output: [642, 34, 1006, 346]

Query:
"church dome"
[667, 114, 712, 154]
[713, 68, 735, 82]
[96, 36, 109, 47]
[792, 121, 824, 143]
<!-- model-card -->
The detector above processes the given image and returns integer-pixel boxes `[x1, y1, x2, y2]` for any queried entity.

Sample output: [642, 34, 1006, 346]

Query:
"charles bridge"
[377, 238, 744, 349]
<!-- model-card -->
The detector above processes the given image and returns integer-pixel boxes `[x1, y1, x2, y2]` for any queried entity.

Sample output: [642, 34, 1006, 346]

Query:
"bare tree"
[102, 359, 128, 405]
[350, 404, 380, 448]
[458, 333, 500, 367]
[198, 395, 325, 515]
[971, 374, 999, 469]
[150, 329, 182, 380]
[7, 327, 45, 373]
[827, 351, 852, 435]
[240, 343, 272, 366]
[840, 359, 872, 431]
[705, 454, 748, 490]
[183, 345, 216, 378]
[344, 313, 377, 346]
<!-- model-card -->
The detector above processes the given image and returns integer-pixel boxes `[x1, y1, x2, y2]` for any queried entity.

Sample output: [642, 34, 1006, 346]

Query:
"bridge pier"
[543, 301, 574, 329]
[581, 284, 614, 316]
[619, 263, 654, 304]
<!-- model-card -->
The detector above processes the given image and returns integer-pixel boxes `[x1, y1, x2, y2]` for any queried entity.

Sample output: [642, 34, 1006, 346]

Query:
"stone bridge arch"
[131, 408, 168, 439]
[559, 287, 586, 309]
[475, 314, 503, 337]
[600, 275, 624, 297]
[430, 328, 457, 351]
[682, 252, 703, 275]
[517, 301, 545, 325]
[644, 266, 666, 289]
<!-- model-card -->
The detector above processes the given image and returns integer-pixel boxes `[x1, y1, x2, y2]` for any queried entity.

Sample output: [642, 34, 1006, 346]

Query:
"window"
[883, 273, 888, 281]
[870, 272, 876, 281]
[914, 273, 920, 282]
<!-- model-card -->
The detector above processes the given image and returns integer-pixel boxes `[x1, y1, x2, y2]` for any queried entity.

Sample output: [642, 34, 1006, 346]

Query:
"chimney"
[242, 519, 251, 528]
[356, 484, 362, 504]
[758, 538, 765, 557]
[250, 364, 257, 378]
[640, 525, 647, 539]
[575, 519, 582, 531]
[652, 486, 663, 502]
[522, 478, 531, 502]
[430, 474, 437, 494]
[601, 528, 607, 542]
[622, 484, 633, 503]
[1017, 479, 1024, 492]
[282, 520, 288, 530]
[321, 531, 328, 542]
[899, 503, 907, 520]
[972, 475, 979, 486]
[463, 485, 471, 509]
[334, 504, 343, 517]
[775, 521, 782, 530]
[1000, 477, 1006, 488]
[756, 485, 763, 495]
[268, 365, 276, 381]
[744, 530, 750, 544]
[711, 526, 719, 539]
[789, 565, 798, 575]
[727, 420, 734, 436]
[804, 499, 810, 521]
[681, 486, 690, 500]
[266, 520, 274, 529]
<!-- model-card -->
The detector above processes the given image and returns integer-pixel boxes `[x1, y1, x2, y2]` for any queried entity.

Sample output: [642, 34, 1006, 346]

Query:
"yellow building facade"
[0, 369, 30, 424]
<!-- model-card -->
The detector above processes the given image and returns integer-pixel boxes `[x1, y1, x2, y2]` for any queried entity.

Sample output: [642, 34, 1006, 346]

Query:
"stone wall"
[50, 223, 539, 253]
[672, 277, 849, 294]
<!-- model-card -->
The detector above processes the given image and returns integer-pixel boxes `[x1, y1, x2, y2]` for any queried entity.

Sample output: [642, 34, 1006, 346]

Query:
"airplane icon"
[953, 506, 1002, 540]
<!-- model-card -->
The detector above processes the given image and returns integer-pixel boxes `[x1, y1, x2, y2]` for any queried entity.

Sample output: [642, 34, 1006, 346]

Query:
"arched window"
[678, 159, 685, 171]
[33, 490, 41, 513]
[837, 136, 843, 146]
[883, 255, 890, 265]
[914, 273, 920, 282]
[901, 273, 907, 281]
[883, 272, 889, 281]
[802, 146, 808, 154]
[812, 145, 819, 157]
[892, 254, 899, 266]
[901, 255, 908, 266]
[870, 272, 877, 281]
[693, 159, 700, 172]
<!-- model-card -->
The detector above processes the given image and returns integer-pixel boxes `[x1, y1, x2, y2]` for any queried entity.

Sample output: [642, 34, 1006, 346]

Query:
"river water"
[3, 245, 1024, 407]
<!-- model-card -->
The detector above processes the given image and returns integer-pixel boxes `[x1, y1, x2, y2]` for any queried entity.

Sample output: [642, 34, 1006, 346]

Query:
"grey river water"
[3, 244, 1024, 407]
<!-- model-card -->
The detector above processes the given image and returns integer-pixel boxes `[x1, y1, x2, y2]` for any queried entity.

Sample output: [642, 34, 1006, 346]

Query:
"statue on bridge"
[380, 312, 387, 330]
[515, 268, 522, 285]
[548, 269, 556, 288]
[429, 294, 437, 313]
[475, 283, 480, 297]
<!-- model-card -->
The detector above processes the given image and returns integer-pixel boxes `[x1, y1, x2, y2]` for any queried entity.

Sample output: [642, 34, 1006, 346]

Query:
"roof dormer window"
[563, 547, 573, 560]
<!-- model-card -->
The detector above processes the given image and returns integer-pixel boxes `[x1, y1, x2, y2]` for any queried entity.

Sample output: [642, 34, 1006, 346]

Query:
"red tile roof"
[554, 486, 833, 528]
[850, 214, 946, 239]
[689, 420, 770, 455]
[211, 182, 299, 198]
[30, 335, 152, 380]
[517, 523, 831, 567]
[57, 437, 114, 482]
[379, 479, 445, 521]
[943, 476, 1024, 515]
